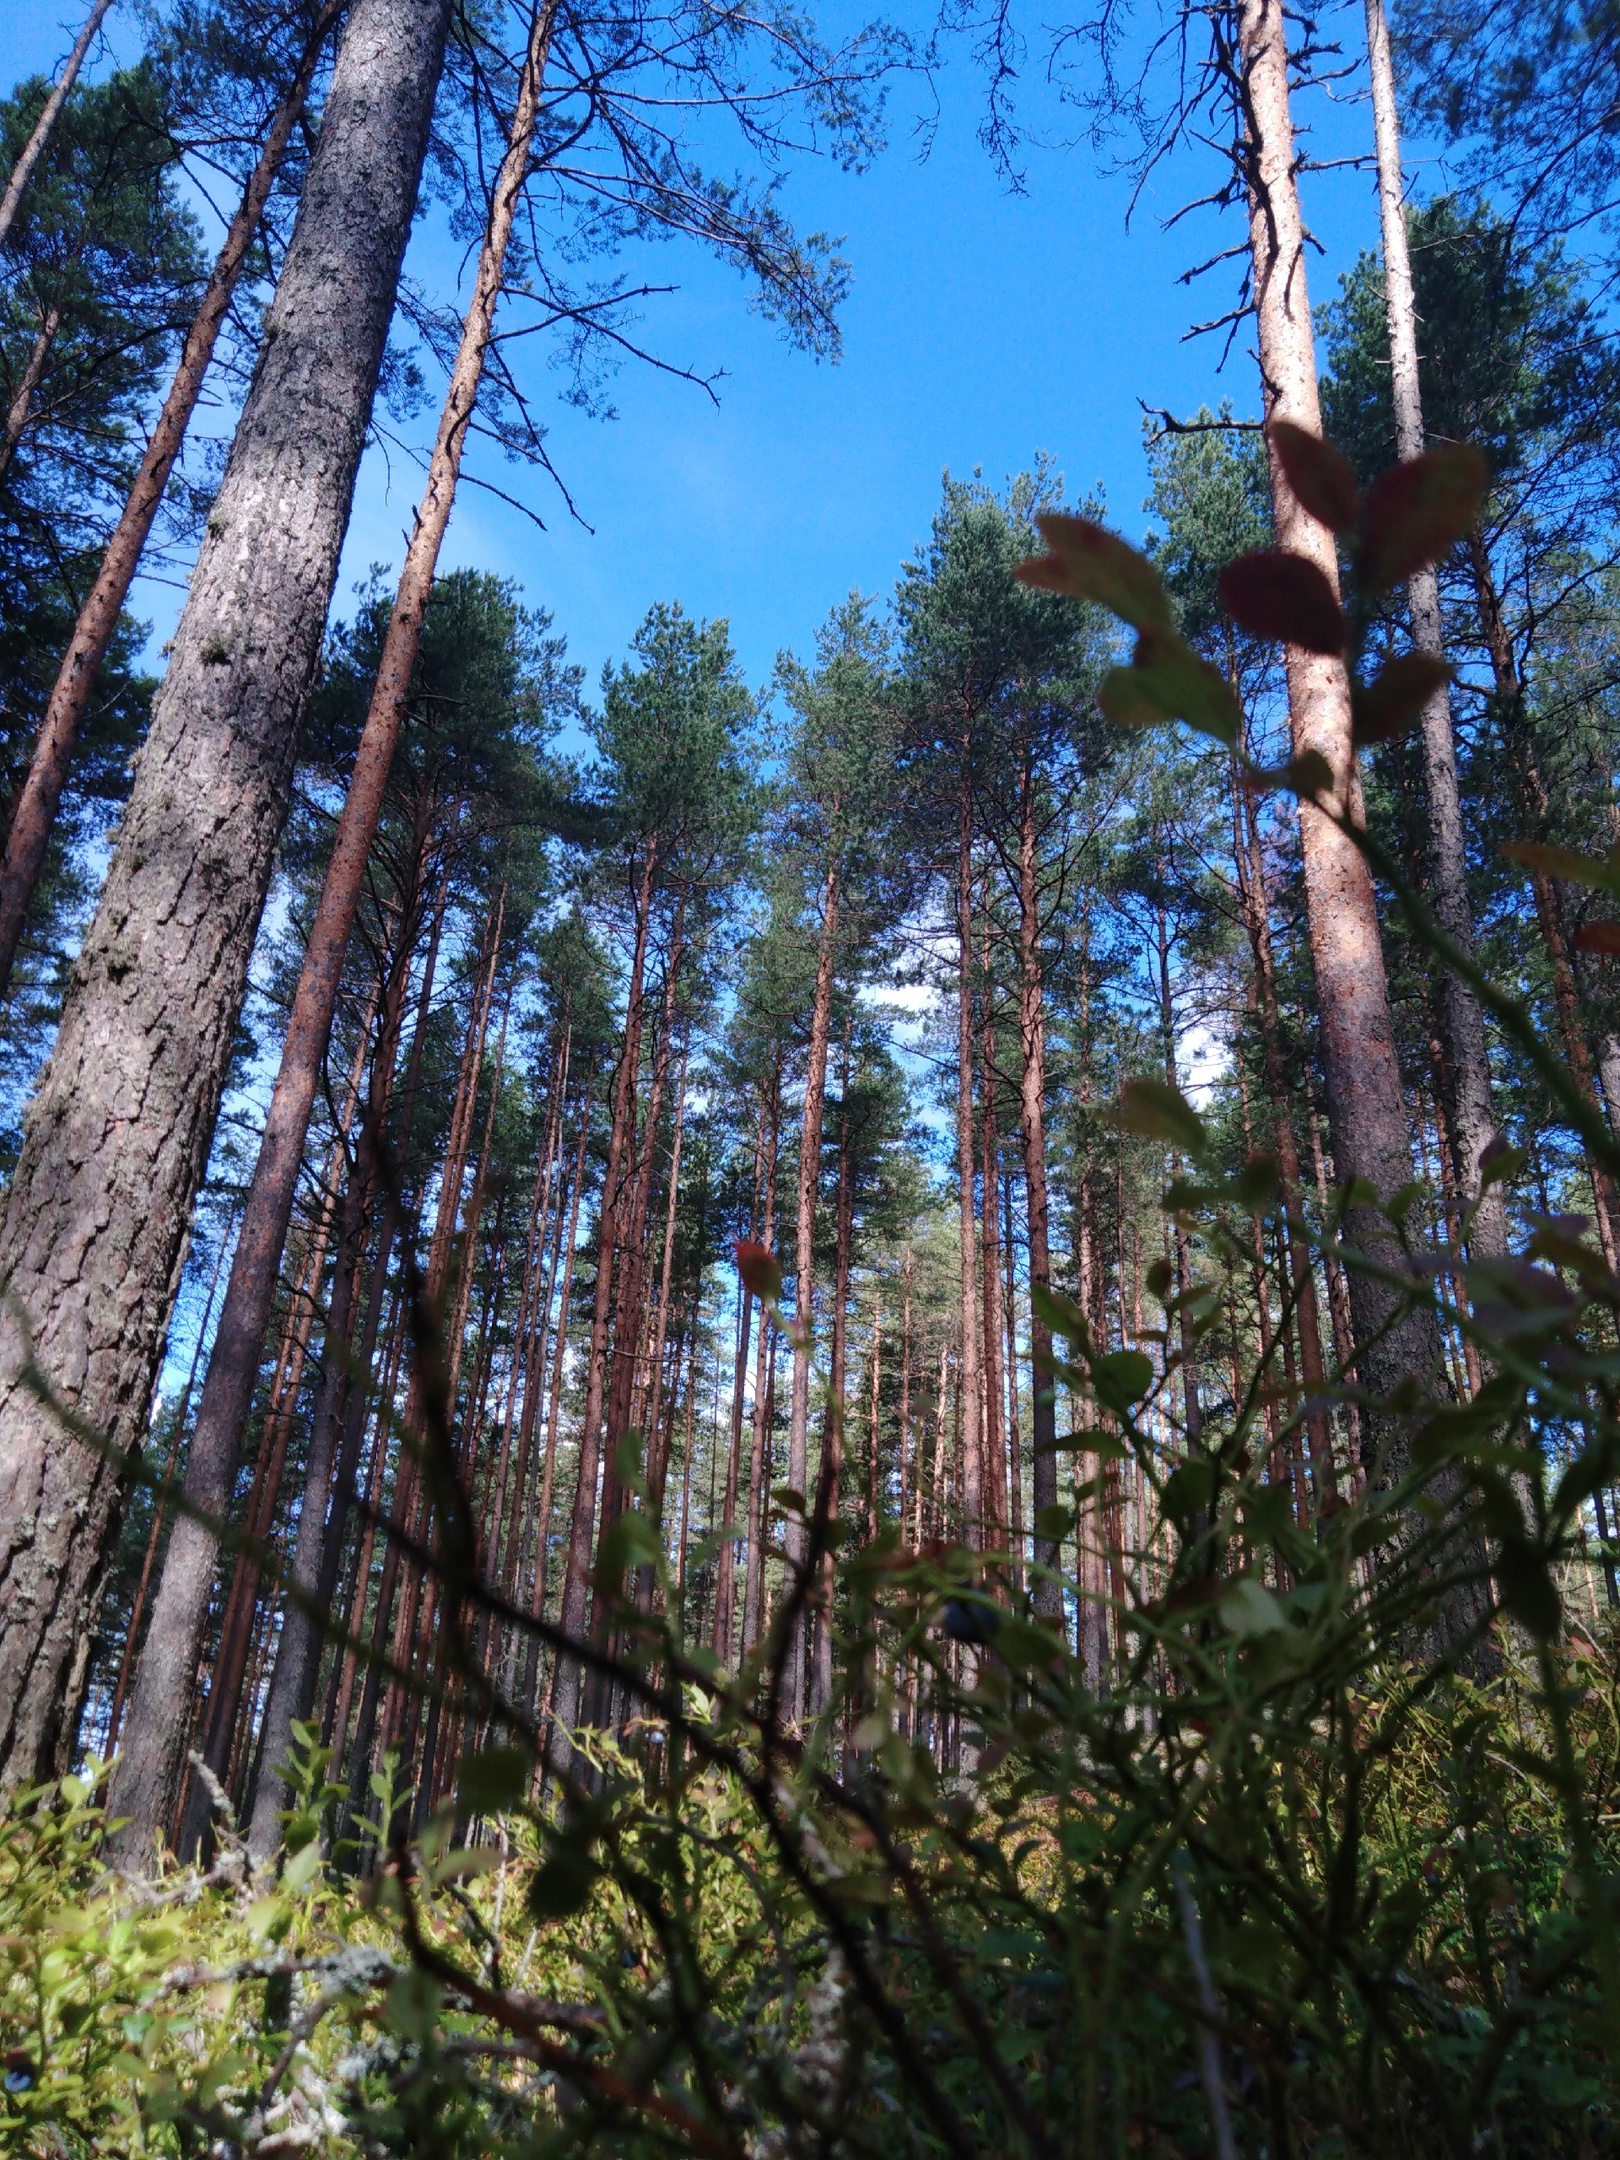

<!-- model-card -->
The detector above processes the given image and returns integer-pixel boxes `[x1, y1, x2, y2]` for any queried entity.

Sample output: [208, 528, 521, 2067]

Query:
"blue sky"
[3, 0, 1466, 704]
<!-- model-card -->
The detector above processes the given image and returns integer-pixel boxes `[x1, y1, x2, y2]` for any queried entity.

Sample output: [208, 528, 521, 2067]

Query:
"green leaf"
[1116, 1077, 1208, 1157]
[1034, 1503, 1075, 1538]
[1163, 1458, 1216, 1528]
[1357, 444, 1489, 593]
[1018, 513, 1173, 631]
[1267, 421, 1362, 532]
[596, 1508, 661, 1586]
[613, 1425, 645, 1489]
[456, 1744, 532, 1817]
[1352, 652, 1451, 747]
[1127, 629, 1241, 746]
[1494, 1537, 1561, 1641]
[386, 1969, 441, 2043]
[1479, 1138, 1526, 1191]
[1499, 839, 1620, 892]
[1099, 664, 1168, 731]
[281, 1839, 322, 1894]
[1031, 1280, 1090, 1343]
[1047, 1426, 1131, 1459]
[994, 1619, 1067, 1671]
[1233, 1154, 1282, 1210]
[1219, 1577, 1287, 1638]
[1218, 550, 1346, 654]
[527, 1845, 599, 1922]
[1092, 1352, 1154, 1415]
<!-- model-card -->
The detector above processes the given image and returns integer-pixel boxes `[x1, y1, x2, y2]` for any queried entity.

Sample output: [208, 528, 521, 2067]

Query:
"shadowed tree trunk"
[0, 0, 453, 1795]
[786, 859, 839, 1723]
[742, 1066, 781, 1653]
[107, 0, 554, 1852]
[550, 847, 657, 1755]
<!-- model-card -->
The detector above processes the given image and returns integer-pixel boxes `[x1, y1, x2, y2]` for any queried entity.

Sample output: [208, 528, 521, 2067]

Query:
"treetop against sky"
[1, 0, 1444, 703]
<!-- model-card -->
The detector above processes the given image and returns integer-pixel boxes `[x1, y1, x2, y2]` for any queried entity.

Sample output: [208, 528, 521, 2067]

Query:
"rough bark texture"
[1364, 0, 1504, 1259]
[1236, 0, 1445, 1447]
[0, 0, 452, 1794]
[0, 0, 345, 997]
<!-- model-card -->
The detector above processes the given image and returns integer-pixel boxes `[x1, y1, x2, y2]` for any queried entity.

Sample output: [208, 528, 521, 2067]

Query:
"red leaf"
[735, 1240, 782, 1304]
[1574, 923, 1620, 958]
[1217, 550, 1346, 654]
[1358, 445, 1488, 593]
[1016, 514, 1173, 632]
[1267, 421, 1361, 533]
[1351, 652, 1451, 747]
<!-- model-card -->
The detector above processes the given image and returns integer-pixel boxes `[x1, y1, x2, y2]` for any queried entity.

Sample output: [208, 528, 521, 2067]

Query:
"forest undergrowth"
[7, 473, 1620, 2160]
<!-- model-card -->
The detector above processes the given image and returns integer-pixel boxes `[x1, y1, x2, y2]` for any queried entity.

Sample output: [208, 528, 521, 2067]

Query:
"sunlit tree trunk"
[1230, 755, 1338, 1511]
[954, 773, 984, 1548]
[1235, 0, 1447, 1463]
[1363, 0, 1504, 1258]
[1468, 535, 1620, 1264]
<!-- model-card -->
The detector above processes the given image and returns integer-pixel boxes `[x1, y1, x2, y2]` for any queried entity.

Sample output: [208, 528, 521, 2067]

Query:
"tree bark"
[0, 309, 60, 485]
[979, 886, 1008, 1548]
[808, 1051, 853, 1715]
[0, 0, 346, 995]
[109, 0, 553, 1847]
[0, 0, 452, 1795]
[1235, 0, 1446, 1458]
[741, 1068, 781, 1653]
[1015, 746, 1061, 1615]
[1231, 752, 1338, 1510]
[785, 858, 839, 1722]
[550, 848, 657, 1751]
[0, 0, 115, 250]
[521, 1100, 590, 1723]
[954, 772, 984, 1546]
[1363, 0, 1504, 1258]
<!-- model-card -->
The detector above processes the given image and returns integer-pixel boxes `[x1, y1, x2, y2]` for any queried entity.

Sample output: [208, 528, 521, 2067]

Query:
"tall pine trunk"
[1016, 746, 1061, 1616]
[742, 1068, 781, 1652]
[106, 3, 553, 1848]
[1235, 0, 1445, 1456]
[0, 0, 452, 1793]
[550, 850, 657, 1751]
[954, 772, 984, 1547]
[0, 0, 346, 993]
[785, 859, 839, 1723]
[0, 0, 115, 250]
[1363, 0, 1503, 1257]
